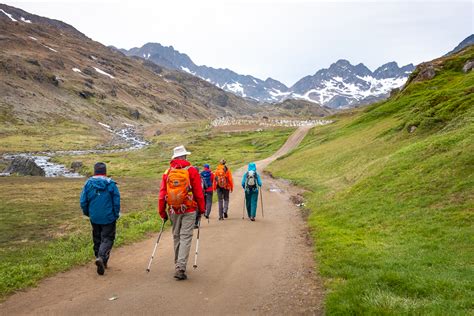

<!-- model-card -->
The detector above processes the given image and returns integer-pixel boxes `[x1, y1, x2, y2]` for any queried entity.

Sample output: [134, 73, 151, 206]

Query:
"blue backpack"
[201, 170, 212, 189]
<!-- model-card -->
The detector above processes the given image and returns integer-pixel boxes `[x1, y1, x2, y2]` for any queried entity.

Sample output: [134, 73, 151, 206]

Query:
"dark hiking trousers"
[92, 221, 116, 265]
[195, 191, 213, 225]
[245, 189, 259, 218]
[204, 191, 213, 217]
[216, 187, 230, 218]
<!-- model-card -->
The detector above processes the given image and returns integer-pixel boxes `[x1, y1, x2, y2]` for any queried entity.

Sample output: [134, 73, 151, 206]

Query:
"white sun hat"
[172, 145, 191, 159]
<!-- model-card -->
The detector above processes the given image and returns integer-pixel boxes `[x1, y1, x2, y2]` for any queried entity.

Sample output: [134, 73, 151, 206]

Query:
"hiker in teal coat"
[241, 162, 262, 221]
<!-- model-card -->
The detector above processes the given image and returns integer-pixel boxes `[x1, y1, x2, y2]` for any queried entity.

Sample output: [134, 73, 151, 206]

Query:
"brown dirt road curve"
[1, 126, 324, 315]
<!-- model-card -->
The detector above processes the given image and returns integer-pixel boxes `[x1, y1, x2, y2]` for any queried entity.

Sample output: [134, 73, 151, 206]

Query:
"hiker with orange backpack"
[213, 159, 234, 220]
[158, 145, 205, 280]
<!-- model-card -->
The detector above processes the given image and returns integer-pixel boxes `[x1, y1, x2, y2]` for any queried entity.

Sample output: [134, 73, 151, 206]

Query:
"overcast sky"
[4, 0, 473, 86]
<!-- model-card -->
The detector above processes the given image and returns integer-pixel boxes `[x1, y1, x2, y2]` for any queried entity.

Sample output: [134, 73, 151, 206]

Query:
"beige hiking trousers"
[170, 212, 195, 271]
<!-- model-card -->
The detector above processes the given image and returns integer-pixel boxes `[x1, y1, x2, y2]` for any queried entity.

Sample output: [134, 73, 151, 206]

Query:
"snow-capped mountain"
[290, 60, 415, 108]
[118, 43, 414, 108]
[117, 43, 289, 102]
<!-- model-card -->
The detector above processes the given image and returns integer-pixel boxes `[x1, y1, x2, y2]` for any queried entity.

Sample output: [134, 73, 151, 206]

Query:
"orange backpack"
[215, 165, 227, 188]
[166, 167, 194, 212]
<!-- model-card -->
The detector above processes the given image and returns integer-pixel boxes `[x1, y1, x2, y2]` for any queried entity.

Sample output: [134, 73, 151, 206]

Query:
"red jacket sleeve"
[158, 173, 168, 219]
[227, 169, 234, 191]
[189, 167, 206, 213]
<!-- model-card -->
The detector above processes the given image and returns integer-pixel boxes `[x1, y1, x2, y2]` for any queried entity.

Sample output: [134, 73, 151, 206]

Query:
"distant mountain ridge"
[119, 43, 415, 108]
[445, 34, 474, 56]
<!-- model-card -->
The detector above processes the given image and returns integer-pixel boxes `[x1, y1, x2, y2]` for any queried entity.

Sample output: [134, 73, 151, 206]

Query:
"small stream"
[1, 123, 149, 178]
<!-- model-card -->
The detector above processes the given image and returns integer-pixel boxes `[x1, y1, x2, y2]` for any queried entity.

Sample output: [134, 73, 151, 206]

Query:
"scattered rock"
[50, 75, 61, 87]
[408, 125, 417, 133]
[79, 90, 94, 99]
[27, 59, 40, 67]
[129, 109, 140, 119]
[462, 60, 474, 73]
[82, 66, 97, 77]
[151, 104, 164, 113]
[290, 194, 304, 206]
[154, 129, 162, 136]
[70, 161, 83, 172]
[389, 88, 400, 97]
[84, 78, 94, 89]
[3, 156, 45, 176]
[414, 65, 436, 82]
[110, 87, 117, 97]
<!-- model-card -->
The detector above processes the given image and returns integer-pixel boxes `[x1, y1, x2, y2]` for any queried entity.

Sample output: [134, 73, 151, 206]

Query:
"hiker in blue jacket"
[200, 163, 214, 220]
[241, 162, 262, 221]
[80, 162, 120, 275]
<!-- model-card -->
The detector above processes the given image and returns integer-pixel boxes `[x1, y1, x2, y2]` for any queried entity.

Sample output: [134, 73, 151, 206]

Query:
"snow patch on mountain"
[94, 67, 114, 79]
[42, 44, 58, 52]
[224, 82, 246, 97]
[1, 9, 17, 21]
[181, 66, 196, 75]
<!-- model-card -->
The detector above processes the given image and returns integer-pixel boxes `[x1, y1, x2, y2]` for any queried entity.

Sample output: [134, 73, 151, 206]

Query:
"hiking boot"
[251, 217, 255, 221]
[204, 215, 209, 219]
[194, 225, 199, 229]
[95, 257, 105, 275]
[219, 217, 223, 220]
[174, 269, 187, 280]
[224, 213, 228, 218]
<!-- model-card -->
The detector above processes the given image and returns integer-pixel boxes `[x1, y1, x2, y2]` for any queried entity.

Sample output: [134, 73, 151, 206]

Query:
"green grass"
[54, 123, 293, 177]
[0, 124, 292, 299]
[268, 47, 474, 314]
[0, 119, 106, 153]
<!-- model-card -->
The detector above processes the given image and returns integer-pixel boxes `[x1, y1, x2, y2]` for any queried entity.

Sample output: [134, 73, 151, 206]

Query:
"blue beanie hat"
[204, 163, 210, 169]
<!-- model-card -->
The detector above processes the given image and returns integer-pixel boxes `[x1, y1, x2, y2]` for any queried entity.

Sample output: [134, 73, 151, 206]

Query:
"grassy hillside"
[268, 47, 473, 314]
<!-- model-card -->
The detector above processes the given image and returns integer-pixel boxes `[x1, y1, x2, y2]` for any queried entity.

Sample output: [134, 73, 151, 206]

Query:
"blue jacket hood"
[248, 162, 257, 172]
[88, 176, 113, 190]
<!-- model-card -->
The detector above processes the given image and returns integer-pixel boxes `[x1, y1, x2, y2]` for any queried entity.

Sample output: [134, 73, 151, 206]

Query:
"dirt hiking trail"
[1, 126, 324, 315]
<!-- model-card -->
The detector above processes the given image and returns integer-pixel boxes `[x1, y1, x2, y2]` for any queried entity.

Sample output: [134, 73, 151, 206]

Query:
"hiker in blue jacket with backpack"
[80, 162, 120, 276]
[241, 162, 262, 221]
[200, 164, 214, 220]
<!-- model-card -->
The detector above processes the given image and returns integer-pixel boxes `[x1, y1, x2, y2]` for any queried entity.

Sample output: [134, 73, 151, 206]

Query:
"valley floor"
[0, 127, 324, 315]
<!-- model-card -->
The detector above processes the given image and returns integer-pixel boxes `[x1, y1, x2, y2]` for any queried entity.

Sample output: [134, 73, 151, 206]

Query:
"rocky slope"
[0, 4, 256, 132]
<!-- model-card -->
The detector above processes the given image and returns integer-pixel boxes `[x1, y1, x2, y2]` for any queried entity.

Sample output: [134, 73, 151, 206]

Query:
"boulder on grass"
[3, 156, 45, 176]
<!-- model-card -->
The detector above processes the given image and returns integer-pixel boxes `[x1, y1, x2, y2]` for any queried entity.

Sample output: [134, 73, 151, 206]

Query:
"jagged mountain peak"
[121, 42, 413, 108]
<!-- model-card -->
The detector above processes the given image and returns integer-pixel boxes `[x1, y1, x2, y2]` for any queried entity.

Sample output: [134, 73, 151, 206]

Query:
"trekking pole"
[259, 186, 264, 218]
[193, 219, 201, 269]
[146, 219, 166, 272]
[242, 192, 246, 219]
